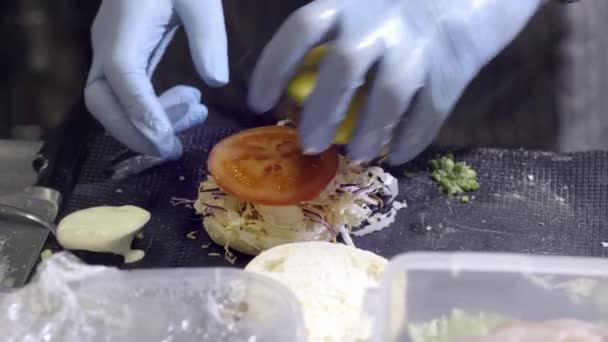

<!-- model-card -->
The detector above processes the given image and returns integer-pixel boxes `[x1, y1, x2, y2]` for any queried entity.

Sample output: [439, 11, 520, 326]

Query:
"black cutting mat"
[45, 124, 608, 268]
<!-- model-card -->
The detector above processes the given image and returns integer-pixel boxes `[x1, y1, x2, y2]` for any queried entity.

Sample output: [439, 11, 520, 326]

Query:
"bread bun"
[203, 216, 331, 256]
[246, 241, 386, 342]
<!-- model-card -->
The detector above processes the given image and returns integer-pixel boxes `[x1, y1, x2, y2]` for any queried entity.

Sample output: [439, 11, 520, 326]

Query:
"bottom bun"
[203, 217, 331, 256]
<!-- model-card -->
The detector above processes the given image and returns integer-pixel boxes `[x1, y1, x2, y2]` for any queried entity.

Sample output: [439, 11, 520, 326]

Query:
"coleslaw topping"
[194, 156, 406, 254]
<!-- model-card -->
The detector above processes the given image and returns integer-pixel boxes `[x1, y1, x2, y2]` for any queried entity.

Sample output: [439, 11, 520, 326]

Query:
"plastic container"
[368, 252, 608, 342]
[77, 268, 307, 342]
[1, 257, 306, 342]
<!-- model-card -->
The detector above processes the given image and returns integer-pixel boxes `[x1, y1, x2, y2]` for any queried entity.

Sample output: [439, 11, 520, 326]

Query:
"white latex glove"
[85, 0, 228, 160]
[249, 0, 545, 164]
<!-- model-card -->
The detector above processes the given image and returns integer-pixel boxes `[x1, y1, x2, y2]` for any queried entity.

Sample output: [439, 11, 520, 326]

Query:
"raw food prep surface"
[45, 122, 608, 268]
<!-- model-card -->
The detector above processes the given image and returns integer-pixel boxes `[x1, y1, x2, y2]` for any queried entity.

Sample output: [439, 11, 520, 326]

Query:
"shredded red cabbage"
[200, 187, 221, 193]
[353, 185, 376, 195]
[302, 209, 337, 237]
[202, 202, 227, 213]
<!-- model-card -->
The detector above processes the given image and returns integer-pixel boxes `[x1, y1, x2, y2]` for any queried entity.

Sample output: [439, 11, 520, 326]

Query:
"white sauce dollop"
[57, 206, 150, 263]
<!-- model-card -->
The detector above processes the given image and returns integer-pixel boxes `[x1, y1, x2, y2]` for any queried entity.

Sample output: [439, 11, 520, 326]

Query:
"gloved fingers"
[248, 0, 341, 113]
[106, 1, 174, 72]
[425, 15, 486, 114]
[85, 80, 202, 153]
[86, 1, 178, 92]
[174, 0, 228, 87]
[158, 85, 202, 108]
[158, 85, 207, 132]
[385, 28, 471, 165]
[99, 2, 182, 159]
[381, 13, 504, 164]
[165, 102, 208, 133]
[86, 54, 103, 89]
[84, 79, 161, 157]
[86, 1, 114, 85]
[104, 63, 181, 160]
[427, 1, 542, 113]
[106, 67, 182, 159]
[299, 37, 383, 154]
[388, 87, 446, 165]
[147, 26, 179, 77]
[384, 0, 543, 165]
[348, 46, 426, 162]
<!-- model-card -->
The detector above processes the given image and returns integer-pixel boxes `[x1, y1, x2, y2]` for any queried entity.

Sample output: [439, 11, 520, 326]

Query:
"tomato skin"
[207, 126, 339, 206]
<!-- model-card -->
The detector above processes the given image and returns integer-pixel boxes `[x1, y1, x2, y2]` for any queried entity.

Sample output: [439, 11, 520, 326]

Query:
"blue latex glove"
[85, 0, 228, 160]
[249, 0, 544, 164]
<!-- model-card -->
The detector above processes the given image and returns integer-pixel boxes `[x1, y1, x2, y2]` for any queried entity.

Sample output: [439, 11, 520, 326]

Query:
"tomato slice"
[208, 126, 339, 206]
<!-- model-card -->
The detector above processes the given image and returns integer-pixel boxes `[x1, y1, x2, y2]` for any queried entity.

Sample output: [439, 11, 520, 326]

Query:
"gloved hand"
[249, 0, 544, 164]
[85, 0, 228, 160]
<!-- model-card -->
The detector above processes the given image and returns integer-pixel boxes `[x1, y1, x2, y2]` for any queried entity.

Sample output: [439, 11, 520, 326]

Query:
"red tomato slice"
[208, 126, 339, 206]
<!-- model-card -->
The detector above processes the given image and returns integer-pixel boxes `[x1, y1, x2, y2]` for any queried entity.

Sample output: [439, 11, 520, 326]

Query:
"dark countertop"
[38, 113, 608, 269]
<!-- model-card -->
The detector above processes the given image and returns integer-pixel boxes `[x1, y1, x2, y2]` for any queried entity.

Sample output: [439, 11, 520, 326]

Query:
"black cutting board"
[43, 117, 608, 268]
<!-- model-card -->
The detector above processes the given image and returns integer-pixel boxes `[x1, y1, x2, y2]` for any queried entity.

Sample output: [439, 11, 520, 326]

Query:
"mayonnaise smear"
[57, 206, 150, 263]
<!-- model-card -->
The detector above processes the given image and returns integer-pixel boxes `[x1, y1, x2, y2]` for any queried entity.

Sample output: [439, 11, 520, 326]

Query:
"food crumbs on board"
[224, 247, 237, 264]
[460, 195, 470, 203]
[115, 188, 123, 193]
[201, 242, 212, 249]
[136, 232, 144, 239]
[186, 231, 197, 240]
[601, 242, 608, 248]
[404, 171, 416, 178]
[179, 176, 185, 181]
[170, 197, 195, 209]
[40, 249, 53, 261]
[208, 253, 221, 257]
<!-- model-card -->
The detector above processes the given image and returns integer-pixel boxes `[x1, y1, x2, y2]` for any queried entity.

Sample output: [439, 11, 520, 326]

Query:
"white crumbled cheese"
[602, 242, 608, 248]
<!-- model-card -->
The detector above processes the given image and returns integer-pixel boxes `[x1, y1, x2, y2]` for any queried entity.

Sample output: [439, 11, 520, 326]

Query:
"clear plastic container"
[367, 252, 608, 342]
[77, 268, 307, 341]
[1, 254, 306, 342]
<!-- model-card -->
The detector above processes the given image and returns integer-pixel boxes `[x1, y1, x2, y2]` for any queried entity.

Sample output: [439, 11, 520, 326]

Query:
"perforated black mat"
[44, 123, 608, 268]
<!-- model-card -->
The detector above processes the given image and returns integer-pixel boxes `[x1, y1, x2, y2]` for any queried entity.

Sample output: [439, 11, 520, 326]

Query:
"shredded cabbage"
[194, 157, 406, 254]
